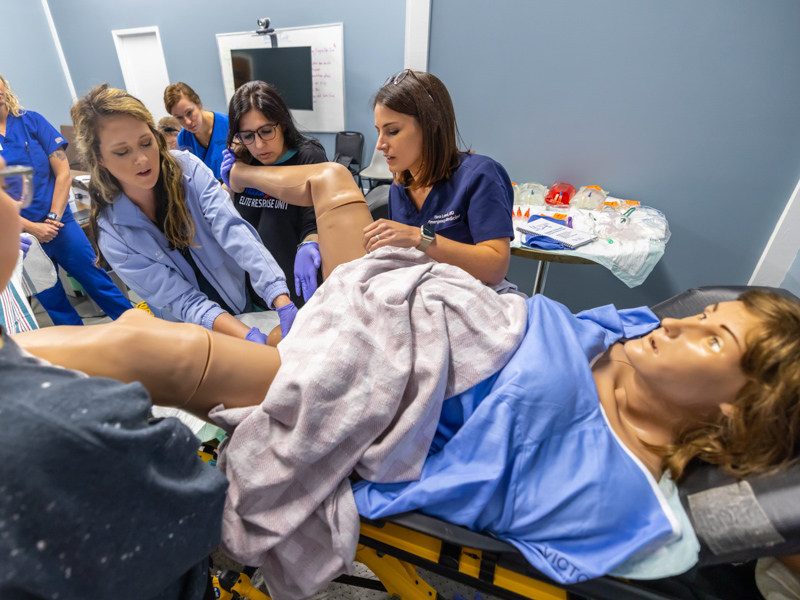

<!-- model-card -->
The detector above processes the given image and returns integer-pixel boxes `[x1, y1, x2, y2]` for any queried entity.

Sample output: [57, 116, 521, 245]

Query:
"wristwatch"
[416, 223, 435, 252]
[47, 212, 61, 222]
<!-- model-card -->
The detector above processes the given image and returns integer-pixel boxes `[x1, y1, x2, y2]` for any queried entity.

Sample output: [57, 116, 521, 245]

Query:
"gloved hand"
[294, 241, 321, 303]
[276, 302, 298, 339]
[245, 326, 268, 345]
[19, 235, 32, 258]
[220, 149, 236, 189]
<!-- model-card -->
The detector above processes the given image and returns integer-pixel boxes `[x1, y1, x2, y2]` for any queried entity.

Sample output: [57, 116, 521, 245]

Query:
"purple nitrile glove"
[276, 301, 298, 339]
[245, 326, 268, 345]
[294, 241, 321, 302]
[19, 235, 32, 258]
[220, 149, 236, 189]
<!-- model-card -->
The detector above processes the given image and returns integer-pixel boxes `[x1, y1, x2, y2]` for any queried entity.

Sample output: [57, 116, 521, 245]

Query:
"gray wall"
[10, 1, 800, 312]
[781, 252, 800, 297]
[429, 0, 800, 310]
[47, 0, 406, 161]
[1, 1, 73, 127]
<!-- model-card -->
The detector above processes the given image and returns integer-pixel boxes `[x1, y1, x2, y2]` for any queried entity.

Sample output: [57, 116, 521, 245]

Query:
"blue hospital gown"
[354, 295, 681, 583]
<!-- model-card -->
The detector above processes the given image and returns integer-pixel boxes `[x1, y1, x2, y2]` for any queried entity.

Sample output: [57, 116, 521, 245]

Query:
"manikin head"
[372, 70, 463, 190]
[642, 291, 800, 479]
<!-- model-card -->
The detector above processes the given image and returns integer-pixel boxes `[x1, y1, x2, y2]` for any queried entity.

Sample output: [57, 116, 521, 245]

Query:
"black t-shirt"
[0, 330, 228, 600]
[234, 142, 327, 306]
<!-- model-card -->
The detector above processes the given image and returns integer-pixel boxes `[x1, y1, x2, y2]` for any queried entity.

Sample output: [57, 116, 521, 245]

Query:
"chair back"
[333, 131, 365, 175]
[359, 147, 394, 190]
[365, 184, 390, 220]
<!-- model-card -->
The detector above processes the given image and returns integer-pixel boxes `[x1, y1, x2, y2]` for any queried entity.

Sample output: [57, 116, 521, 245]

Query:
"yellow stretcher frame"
[357, 519, 565, 600]
[355, 515, 693, 600]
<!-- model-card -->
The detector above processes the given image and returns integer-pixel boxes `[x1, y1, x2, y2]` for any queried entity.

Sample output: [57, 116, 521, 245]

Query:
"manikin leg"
[230, 161, 373, 277]
[14, 162, 374, 421]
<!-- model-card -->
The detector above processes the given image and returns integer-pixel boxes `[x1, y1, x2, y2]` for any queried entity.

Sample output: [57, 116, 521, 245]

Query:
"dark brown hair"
[372, 70, 465, 190]
[226, 80, 323, 161]
[661, 290, 800, 480]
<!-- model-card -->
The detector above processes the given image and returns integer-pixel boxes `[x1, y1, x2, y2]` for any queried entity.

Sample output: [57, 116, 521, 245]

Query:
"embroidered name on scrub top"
[428, 210, 463, 227]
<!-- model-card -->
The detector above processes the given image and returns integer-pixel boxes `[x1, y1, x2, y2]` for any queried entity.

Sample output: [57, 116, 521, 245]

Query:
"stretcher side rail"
[360, 514, 684, 600]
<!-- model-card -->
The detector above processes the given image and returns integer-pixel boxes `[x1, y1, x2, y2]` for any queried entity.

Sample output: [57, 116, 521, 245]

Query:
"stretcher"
[213, 286, 800, 600]
[346, 286, 800, 600]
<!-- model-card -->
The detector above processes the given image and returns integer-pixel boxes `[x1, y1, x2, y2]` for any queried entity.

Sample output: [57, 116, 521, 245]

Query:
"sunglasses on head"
[382, 69, 434, 101]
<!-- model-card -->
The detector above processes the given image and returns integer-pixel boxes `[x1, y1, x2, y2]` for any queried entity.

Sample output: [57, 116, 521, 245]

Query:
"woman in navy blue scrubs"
[363, 71, 514, 287]
[0, 75, 131, 325]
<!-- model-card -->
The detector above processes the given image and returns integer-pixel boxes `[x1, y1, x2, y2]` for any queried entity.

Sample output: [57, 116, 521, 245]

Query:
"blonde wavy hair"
[70, 84, 195, 254]
[661, 290, 800, 480]
[0, 74, 25, 117]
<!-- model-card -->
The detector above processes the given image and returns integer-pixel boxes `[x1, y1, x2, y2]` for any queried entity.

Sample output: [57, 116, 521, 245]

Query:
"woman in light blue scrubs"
[0, 74, 131, 326]
[164, 82, 228, 179]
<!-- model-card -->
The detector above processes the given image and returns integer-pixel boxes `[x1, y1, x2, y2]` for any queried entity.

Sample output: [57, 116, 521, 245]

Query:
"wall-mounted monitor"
[231, 46, 313, 111]
[217, 24, 345, 132]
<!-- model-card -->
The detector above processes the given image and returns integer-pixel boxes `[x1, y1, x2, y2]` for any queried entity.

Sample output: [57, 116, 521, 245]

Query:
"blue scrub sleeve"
[465, 160, 514, 244]
[185, 157, 290, 308]
[176, 128, 192, 152]
[31, 112, 68, 156]
[98, 229, 226, 330]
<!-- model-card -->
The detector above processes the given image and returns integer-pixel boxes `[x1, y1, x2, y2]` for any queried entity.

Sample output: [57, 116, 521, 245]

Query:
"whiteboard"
[217, 23, 345, 132]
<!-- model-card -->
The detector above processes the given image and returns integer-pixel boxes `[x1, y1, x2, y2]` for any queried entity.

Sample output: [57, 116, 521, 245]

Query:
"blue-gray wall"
[11, 1, 800, 311]
[1, 2, 73, 127]
[429, 0, 800, 310]
[47, 0, 406, 161]
[781, 252, 800, 297]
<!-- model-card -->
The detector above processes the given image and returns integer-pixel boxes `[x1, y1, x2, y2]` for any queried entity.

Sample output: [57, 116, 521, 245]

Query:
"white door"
[112, 26, 170, 121]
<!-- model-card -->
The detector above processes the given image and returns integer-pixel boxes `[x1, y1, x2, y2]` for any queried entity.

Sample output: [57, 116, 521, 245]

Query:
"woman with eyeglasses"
[156, 115, 181, 151]
[364, 70, 514, 286]
[164, 82, 229, 179]
[71, 84, 298, 343]
[221, 80, 327, 305]
[0, 74, 132, 326]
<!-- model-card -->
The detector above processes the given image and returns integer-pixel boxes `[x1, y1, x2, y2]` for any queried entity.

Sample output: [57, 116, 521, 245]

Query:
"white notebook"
[516, 219, 597, 249]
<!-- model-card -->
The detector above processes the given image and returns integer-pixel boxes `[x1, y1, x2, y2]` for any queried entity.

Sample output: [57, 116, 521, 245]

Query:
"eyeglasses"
[0, 165, 34, 208]
[235, 124, 279, 145]
[382, 69, 434, 101]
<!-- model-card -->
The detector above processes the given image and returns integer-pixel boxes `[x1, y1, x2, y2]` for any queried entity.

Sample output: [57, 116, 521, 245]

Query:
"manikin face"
[374, 103, 424, 177]
[624, 301, 760, 415]
[237, 109, 287, 166]
[170, 96, 204, 135]
[97, 114, 160, 195]
[0, 156, 22, 292]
